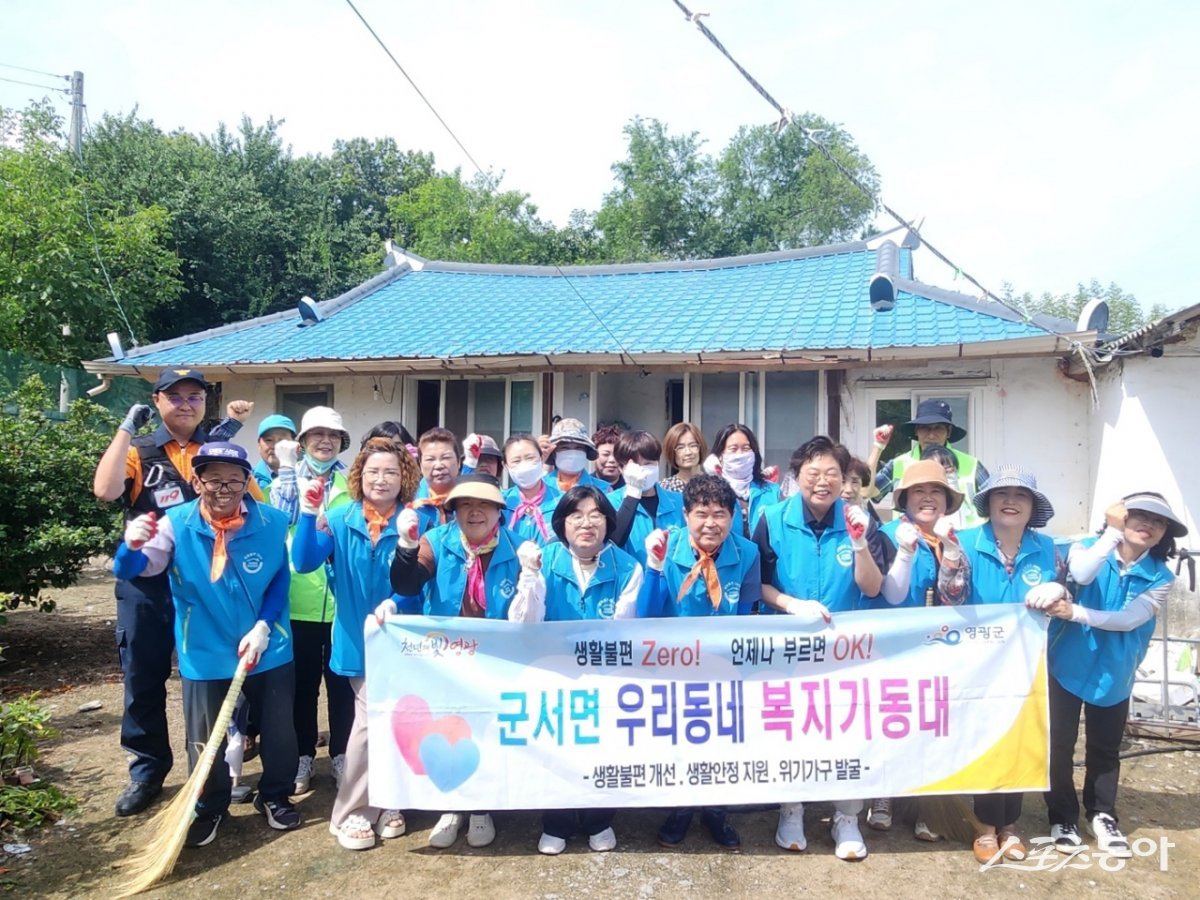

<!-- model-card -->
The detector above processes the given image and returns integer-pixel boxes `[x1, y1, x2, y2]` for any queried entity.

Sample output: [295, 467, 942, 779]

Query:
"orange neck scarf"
[678, 539, 723, 610]
[199, 503, 245, 582]
[556, 471, 581, 492]
[364, 503, 396, 546]
[413, 492, 450, 524]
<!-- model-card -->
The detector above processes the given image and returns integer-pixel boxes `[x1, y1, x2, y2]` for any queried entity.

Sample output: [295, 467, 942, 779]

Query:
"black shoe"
[657, 810, 693, 848]
[185, 812, 223, 848]
[254, 794, 302, 831]
[114, 781, 162, 817]
[701, 810, 741, 850]
[230, 783, 254, 804]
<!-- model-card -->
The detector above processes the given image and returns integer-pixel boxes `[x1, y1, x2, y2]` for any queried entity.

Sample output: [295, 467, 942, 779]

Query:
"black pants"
[543, 808, 614, 840]
[182, 663, 298, 817]
[291, 619, 354, 758]
[1045, 675, 1128, 825]
[115, 575, 175, 785]
[973, 793, 1023, 829]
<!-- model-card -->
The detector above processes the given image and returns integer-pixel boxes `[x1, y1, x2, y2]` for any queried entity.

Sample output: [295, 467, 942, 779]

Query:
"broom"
[115, 653, 252, 897]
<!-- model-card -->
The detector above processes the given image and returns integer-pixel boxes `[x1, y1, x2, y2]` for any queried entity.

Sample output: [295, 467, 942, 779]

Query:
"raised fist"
[845, 504, 869, 550]
[120, 403, 154, 435]
[398, 508, 420, 549]
[274, 439, 300, 469]
[462, 433, 483, 468]
[873, 424, 894, 449]
[895, 516, 919, 554]
[517, 541, 543, 572]
[298, 477, 325, 516]
[934, 516, 961, 561]
[226, 400, 254, 422]
[644, 528, 669, 572]
[124, 512, 158, 550]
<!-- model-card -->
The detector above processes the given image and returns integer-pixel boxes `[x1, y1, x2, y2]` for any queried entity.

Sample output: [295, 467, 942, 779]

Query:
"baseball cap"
[153, 368, 209, 393]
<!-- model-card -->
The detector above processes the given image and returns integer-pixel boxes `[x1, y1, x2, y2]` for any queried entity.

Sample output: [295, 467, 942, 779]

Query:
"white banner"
[365, 605, 1048, 810]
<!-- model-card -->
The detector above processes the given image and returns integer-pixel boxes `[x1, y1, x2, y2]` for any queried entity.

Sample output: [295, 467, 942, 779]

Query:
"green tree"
[1009, 280, 1169, 335]
[0, 375, 119, 615]
[0, 103, 181, 365]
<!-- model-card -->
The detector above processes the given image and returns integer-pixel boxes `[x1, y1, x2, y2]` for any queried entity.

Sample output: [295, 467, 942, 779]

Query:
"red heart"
[391, 695, 433, 774]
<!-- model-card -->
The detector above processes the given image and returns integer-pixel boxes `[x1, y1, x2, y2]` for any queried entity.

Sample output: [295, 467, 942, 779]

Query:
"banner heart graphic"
[391, 695, 433, 775]
[419, 732, 480, 793]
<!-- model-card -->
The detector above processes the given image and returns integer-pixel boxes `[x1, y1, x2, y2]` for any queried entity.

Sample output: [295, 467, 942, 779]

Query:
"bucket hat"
[901, 399, 966, 444]
[297, 406, 351, 452]
[893, 459, 965, 515]
[548, 417, 598, 460]
[973, 466, 1054, 529]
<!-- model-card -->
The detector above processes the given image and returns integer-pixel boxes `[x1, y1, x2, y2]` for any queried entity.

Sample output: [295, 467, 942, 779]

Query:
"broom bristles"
[114, 657, 251, 897]
[917, 794, 984, 846]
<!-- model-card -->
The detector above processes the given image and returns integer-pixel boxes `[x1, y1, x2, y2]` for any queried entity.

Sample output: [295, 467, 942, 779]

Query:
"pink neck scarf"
[511, 482, 550, 541]
[461, 522, 501, 615]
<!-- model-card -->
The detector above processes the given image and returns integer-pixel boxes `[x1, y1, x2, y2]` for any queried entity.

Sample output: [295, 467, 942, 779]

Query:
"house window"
[698, 373, 740, 438]
[509, 380, 534, 434]
[276, 384, 333, 428]
[694, 371, 819, 469]
[868, 388, 978, 469]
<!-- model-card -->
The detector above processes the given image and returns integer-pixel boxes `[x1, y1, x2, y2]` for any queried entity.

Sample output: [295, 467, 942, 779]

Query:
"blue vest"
[422, 523, 522, 619]
[959, 523, 1059, 605]
[761, 496, 866, 613]
[542, 469, 609, 493]
[251, 459, 276, 492]
[543, 541, 642, 621]
[505, 483, 562, 547]
[1049, 538, 1173, 706]
[877, 518, 939, 609]
[731, 480, 783, 537]
[652, 527, 761, 617]
[321, 503, 401, 678]
[606, 485, 685, 566]
[166, 498, 292, 681]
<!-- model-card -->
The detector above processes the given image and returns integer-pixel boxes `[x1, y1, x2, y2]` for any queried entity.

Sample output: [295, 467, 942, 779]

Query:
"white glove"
[374, 598, 398, 624]
[517, 541, 542, 573]
[895, 518, 920, 556]
[644, 528, 669, 572]
[845, 504, 870, 551]
[782, 595, 832, 624]
[462, 433, 482, 469]
[1024, 582, 1067, 610]
[933, 516, 961, 561]
[397, 508, 420, 550]
[702, 454, 722, 477]
[873, 424, 894, 450]
[298, 477, 325, 516]
[237, 620, 270, 670]
[124, 512, 158, 550]
[509, 569, 546, 623]
[275, 439, 300, 469]
[623, 460, 654, 498]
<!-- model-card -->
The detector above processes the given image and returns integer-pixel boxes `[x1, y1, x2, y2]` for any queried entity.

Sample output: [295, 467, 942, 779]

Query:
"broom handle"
[183, 653, 253, 810]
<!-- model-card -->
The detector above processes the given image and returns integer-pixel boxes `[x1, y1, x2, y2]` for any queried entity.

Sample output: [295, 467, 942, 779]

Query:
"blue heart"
[418, 732, 480, 793]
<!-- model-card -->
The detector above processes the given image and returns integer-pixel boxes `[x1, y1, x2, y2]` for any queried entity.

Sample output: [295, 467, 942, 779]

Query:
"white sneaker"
[775, 802, 807, 851]
[588, 826, 617, 852]
[331, 754, 346, 788]
[1090, 813, 1131, 858]
[467, 813, 496, 847]
[538, 832, 567, 855]
[867, 797, 893, 831]
[832, 811, 868, 860]
[1051, 823, 1083, 853]
[428, 812, 464, 849]
[293, 755, 314, 795]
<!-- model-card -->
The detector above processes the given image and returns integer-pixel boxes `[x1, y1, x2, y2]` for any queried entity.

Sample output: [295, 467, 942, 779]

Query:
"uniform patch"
[836, 544, 854, 567]
[499, 579, 516, 599]
[1021, 565, 1044, 586]
[723, 583, 741, 604]
[596, 598, 616, 619]
[242, 552, 264, 574]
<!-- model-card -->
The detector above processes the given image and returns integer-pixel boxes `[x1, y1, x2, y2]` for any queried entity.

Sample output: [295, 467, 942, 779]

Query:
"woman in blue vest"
[608, 430, 685, 567]
[387, 474, 522, 850]
[503, 433, 562, 547]
[1028, 492, 1185, 858]
[939, 466, 1063, 864]
[638, 475, 760, 850]
[506, 485, 644, 854]
[706, 423, 782, 538]
[292, 437, 421, 851]
[114, 442, 299, 848]
[753, 435, 886, 861]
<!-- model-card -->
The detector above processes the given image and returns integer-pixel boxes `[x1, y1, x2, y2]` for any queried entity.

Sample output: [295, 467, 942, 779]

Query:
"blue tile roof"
[105, 243, 1054, 369]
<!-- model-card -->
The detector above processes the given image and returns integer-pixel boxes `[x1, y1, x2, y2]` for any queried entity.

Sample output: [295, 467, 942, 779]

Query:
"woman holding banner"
[938, 466, 1064, 864]
[292, 437, 421, 851]
[387, 474, 524, 850]
[507, 484, 645, 854]
[1028, 492, 1185, 858]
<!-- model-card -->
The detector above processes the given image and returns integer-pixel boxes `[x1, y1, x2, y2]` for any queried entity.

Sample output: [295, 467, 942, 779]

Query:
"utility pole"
[67, 70, 83, 158]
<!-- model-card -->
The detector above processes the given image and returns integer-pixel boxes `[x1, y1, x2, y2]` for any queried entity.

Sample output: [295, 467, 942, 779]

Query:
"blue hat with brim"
[257, 414, 297, 439]
[193, 442, 253, 476]
[973, 466, 1054, 529]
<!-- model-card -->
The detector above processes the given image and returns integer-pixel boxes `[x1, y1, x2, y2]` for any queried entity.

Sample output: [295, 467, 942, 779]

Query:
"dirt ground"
[2, 569, 1199, 898]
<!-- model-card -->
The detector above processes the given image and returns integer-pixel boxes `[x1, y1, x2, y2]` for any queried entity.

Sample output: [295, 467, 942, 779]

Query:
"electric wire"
[0, 74, 69, 94]
[342, 0, 646, 369]
[0, 62, 69, 80]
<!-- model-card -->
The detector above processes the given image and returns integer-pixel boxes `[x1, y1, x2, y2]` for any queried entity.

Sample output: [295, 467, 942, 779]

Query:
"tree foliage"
[0, 376, 119, 614]
[1008, 279, 1168, 335]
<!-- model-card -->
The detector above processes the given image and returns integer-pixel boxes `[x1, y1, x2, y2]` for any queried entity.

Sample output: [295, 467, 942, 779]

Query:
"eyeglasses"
[199, 478, 246, 493]
[800, 468, 841, 485]
[164, 393, 206, 408]
[566, 512, 606, 526]
[363, 469, 402, 482]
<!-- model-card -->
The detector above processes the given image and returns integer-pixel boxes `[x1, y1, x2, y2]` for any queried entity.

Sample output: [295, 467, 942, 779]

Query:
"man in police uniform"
[93, 367, 257, 816]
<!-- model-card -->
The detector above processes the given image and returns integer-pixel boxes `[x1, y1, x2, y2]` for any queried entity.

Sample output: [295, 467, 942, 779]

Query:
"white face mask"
[637, 462, 660, 484]
[509, 459, 544, 490]
[721, 450, 755, 481]
[555, 448, 587, 475]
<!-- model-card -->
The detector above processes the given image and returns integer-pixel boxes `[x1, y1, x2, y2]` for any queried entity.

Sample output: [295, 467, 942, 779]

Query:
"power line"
[0, 62, 69, 80]
[342, 0, 646, 370]
[0, 74, 69, 94]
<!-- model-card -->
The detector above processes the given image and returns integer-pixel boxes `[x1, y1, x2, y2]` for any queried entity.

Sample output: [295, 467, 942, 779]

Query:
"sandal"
[972, 832, 1001, 865]
[336, 814, 377, 850]
[377, 809, 406, 839]
[997, 825, 1026, 860]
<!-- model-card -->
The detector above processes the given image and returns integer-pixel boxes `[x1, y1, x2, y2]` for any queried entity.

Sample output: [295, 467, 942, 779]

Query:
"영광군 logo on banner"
[924, 624, 961, 646]
[395, 631, 480, 658]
